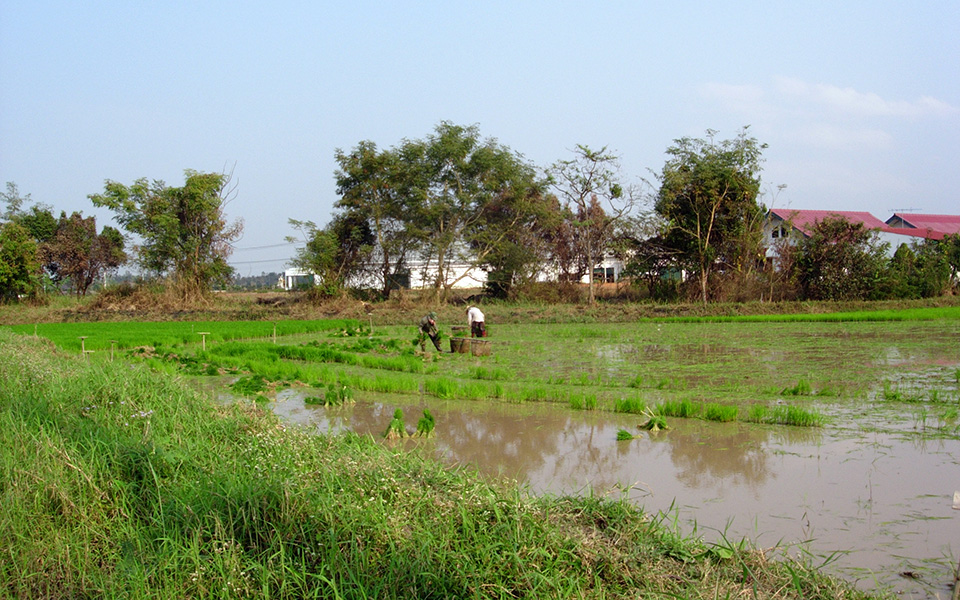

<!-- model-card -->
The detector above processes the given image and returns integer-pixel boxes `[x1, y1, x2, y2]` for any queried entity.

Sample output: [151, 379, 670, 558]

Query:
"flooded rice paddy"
[212, 319, 960, 599]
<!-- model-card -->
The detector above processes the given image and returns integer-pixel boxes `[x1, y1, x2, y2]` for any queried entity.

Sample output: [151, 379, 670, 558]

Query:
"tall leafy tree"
[333, 141, 417, 297]
[287, 212, 374, 297]
[791, 216, 890, 300]
[408, 123, 540, 299]
[470, 185, 557, 298]
[0, 221, 40, 301]
[1, 182, 31, 222]
[655, 128, 766, 303]
[90, 170, 242, 299]
[41, 212, 126, 297]
[550, 145, 633, 305]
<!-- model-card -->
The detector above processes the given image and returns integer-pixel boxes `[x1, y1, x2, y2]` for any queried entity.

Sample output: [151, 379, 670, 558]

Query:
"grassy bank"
[0, 329, 883, 599]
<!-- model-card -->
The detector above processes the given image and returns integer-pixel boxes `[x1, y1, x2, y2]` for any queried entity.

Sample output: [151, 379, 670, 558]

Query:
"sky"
[2, 1, 958, 277]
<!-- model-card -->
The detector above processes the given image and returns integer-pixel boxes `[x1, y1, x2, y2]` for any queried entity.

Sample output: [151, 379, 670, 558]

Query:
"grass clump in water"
[384, 408, 408, 439]
[414, 409, 435, 437]
[569, 393, 598, 411]
[616, 429, 636, 441]
[640, 409, 670, 432]
[614, 395, 647, 414]
[657, 398, 699, 419]
[703, 403, 739, 422]
[745, 403, 824, 427]
[230, 374, 268, 396]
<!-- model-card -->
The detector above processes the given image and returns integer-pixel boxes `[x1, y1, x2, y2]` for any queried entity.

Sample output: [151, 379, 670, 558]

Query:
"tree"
[333, 141, 418, 298]
[41, 212, 126, 297]
[655, 128, 766, 303]
[471, 185, 557, 299]
[1, 182, 31, 222]
[405, 122, 541, 300]
[287, 212, 374, 297]
[90, 170, 242, 299]
[791, 216, 890, 300]
[550, 145, 634, 304]
[0, 221, 40, 301]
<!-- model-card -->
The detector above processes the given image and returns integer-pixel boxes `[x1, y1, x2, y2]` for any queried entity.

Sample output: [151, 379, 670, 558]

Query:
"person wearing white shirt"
[466, 306, 486, 338]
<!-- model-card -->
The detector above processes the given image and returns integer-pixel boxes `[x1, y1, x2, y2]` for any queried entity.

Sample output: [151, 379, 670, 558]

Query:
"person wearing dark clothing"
[418, 311, 442, 351]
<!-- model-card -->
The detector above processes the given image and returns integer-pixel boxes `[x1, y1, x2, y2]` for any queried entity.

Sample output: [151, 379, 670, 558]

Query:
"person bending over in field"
[467, 305, 486, 338]
[418, 312, 442, 352]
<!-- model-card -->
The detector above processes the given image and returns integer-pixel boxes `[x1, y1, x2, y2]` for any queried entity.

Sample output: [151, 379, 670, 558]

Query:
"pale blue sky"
[2, 1, 958, 275]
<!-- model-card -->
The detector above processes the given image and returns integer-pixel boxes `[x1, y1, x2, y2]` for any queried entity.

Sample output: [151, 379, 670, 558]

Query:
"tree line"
[2, 122, 958, 305]
[289, 122, 960, 304]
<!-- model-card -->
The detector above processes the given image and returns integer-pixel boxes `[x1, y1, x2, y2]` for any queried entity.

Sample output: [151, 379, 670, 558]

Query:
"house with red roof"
[885, 213, 960, 240]
[763, 208, 940, 259]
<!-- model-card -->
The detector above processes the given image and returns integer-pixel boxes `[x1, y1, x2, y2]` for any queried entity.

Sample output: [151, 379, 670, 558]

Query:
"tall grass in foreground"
[0, 330, 879, 600]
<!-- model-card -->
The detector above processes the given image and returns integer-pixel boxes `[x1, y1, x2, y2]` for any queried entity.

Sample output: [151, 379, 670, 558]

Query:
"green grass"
[614, 395, 647, 414]
[0, 329, 882, 599]
[4, 318, 365, 352]
[703, 403, 739, 422]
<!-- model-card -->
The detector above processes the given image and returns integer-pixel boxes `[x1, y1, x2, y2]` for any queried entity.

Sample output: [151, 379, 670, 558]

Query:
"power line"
[230, 241, 298, 251]
[230, 258, 293, 265]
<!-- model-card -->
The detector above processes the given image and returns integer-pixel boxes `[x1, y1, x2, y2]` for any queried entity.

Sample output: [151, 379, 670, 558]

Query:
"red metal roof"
[887, 213, 960, 237]
[769, 209, 888, 235]
[769, 209, 948, 241]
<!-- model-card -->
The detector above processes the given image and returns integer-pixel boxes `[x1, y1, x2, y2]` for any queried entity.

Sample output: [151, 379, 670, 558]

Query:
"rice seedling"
[657, 398, 699, 419]
[425, 377, 459, 399]
[568, 393, 597, 411]
[655, 377, 687, 391]
[325, 381, 354, 406]
[639, 409, 669, 432]
[414, 409, 435, 437]
[614, 395, 647, 414]
[230, 375, 268, 396]
[616, 429, 635, 441]
[881, 381, 903, 402]
[746, 404, 769, 423]
[7, 318, 364, 352]
[383, 408, 407, 439]
[782, 379, 812, 396]
[766, 405, 824, 427]
[470, 366, 513, 381]
[703, 403, 739, 422]
[628, 374, 644, 389]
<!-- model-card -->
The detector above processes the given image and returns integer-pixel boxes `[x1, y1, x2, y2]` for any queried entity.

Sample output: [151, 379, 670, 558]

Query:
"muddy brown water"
[243, 388, 960, 599]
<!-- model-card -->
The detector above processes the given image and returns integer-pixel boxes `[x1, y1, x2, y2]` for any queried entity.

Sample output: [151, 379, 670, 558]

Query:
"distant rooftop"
[768, 209, 888, 235]
[886, 213, 960, 238]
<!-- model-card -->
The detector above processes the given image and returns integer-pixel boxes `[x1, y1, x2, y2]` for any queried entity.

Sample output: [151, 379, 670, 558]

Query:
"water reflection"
[260, 388, 959, 599]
